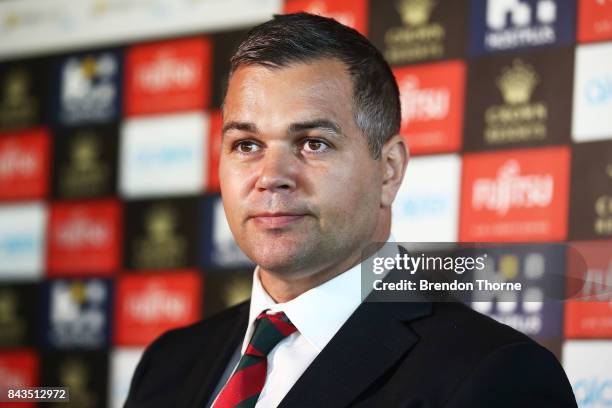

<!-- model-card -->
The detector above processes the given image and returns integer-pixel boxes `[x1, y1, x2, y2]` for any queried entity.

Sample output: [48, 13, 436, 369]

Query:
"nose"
[255, 144, 298, 192]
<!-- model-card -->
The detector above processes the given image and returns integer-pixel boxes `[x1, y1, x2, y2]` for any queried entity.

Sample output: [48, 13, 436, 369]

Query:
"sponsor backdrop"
[0, 0, 611, 406]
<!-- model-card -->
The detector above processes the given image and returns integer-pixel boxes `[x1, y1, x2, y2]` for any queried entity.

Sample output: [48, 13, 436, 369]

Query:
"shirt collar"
[242, 235, 397, 353]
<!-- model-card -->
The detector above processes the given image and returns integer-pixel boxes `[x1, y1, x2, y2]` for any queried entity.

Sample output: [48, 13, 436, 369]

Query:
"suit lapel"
[278, 301, 432, 408]
[177, 301, 250, 408]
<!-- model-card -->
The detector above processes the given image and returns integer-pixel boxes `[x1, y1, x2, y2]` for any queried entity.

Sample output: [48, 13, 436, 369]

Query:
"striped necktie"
[213, 310, 297, 408]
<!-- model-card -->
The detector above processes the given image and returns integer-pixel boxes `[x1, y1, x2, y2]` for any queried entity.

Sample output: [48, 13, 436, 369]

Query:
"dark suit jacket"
[124, 298, 577, 407]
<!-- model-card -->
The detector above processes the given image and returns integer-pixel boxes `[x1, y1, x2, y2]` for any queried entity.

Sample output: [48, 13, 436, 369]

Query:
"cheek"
[219, 162, 247, 221]
[317, 163, 380, 223]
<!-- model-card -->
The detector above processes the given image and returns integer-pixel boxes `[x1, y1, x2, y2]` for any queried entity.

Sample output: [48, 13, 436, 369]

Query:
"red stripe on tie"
[267, 313, 298, 337]
[213, 360, 267, 408]
[245, 343, 264, 357]
[213, 311, 297, 408]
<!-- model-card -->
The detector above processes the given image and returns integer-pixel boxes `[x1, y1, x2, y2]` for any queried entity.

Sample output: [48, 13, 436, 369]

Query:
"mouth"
[248, 212, 308, 229]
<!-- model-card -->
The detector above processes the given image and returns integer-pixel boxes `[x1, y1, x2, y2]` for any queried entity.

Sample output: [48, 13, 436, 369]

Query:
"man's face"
[220, 59, 385, 276]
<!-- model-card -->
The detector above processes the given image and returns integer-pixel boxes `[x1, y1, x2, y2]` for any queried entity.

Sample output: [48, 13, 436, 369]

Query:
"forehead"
[223, 59, 355, 124]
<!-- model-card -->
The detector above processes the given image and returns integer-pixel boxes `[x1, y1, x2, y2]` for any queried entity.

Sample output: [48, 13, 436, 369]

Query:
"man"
[125, 13, 577, 408]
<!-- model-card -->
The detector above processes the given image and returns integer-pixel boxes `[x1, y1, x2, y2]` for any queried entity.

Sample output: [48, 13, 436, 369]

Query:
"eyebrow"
[221, 119, 344, 139]
[222, 121, 257, 136]
[288, 119, 344, 137]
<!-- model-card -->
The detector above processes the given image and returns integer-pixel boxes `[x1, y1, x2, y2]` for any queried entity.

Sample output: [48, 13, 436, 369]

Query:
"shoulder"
[413, 301, 534, 350]
[145, 299, 249, 356]
[394, 301, 576, 407]
[124, 300, 249, 407]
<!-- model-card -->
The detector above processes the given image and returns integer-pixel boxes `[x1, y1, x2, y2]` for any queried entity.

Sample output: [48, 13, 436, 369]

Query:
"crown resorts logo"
[383, 0, 445, 64]
[0, 69, 37, 128]
[594, 163, 612, 236]
[222, 277, 252, 308]
[60, 358, 97, 408]
[485, 0, 558, 50]
[484, 59, 547, 145]
[60, 132, 109, 197]
[472, 252, 545, 335]
[398, 0, 437, 26]
[472, 159, 554, 215]
[134, 204, 187, 269]
[496, 59, 540, 105]
[0, 289, 25, 345]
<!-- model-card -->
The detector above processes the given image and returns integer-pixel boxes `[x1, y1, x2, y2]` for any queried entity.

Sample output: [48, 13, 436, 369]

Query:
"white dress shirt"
[210, 239, 398, 408]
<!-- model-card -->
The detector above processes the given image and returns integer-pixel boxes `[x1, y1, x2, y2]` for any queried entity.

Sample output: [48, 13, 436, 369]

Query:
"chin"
[247, 241, 313, 274]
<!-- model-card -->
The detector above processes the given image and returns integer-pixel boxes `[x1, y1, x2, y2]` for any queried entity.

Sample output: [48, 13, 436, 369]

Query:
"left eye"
[302, 139, 329, 153]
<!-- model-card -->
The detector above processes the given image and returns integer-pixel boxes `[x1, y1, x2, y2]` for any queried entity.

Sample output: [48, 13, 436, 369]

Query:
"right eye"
[234, 140, 261, 154]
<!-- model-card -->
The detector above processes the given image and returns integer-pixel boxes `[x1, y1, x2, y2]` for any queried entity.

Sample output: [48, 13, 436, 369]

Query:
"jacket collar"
[278, 300, 432, 408]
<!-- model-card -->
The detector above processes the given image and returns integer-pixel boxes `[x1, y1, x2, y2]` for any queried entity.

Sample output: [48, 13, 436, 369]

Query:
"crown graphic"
[496, 59, 539, 105]
[72, 134, 99, 169]
[146, 205, 177, 240]
[4, 69, 29, 104]
[69, 281, 87, 304]
[81, 56, 98, 79]
[396, 0, 437, 27]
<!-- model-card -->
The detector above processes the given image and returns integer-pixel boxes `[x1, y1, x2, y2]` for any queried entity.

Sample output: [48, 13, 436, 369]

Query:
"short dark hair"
[228, 12, 401, 159]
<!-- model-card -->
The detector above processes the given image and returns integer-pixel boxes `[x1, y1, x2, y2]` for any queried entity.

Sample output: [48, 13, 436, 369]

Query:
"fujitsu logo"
[399, 75, 449, 124]
[135, 55, 198, 92]
[55, 216, 111, 248]
[125, 285, 189, 322]
[0, 367, 28, 388]
[0, 145, 37, 178]
[472, 160, 554, 215]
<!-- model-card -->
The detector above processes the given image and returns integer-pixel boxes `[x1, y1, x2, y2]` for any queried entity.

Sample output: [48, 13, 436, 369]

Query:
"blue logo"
[42, 279, 113, 349]
[133, 146, 195, 167]
[402, 195, 448, 217]
[470, 244, 565, 339]
[0, 234, 37, 256]
[200, 195, 253, 269]
[573, 378, 612, 407]
[585, 75, 612, 106]
[53, 50, 123, 125]
[469, 0, 575, 55]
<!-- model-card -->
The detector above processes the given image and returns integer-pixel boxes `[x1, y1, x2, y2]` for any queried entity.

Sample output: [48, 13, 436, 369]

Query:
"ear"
[380, 134, 409, 208]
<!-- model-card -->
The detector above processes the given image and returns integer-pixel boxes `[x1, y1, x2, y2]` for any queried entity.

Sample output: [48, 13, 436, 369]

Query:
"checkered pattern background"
[0, 0, 611, 407]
